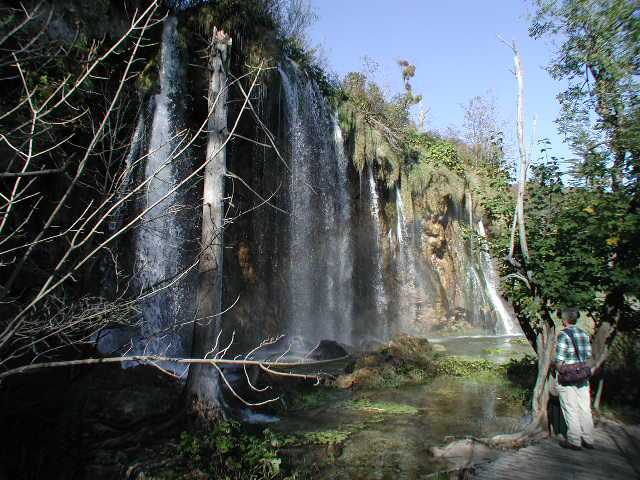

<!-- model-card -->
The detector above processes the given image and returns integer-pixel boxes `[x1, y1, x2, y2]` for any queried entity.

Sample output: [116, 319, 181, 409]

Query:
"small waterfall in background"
[129, 16, 194, 360]
[279, 60, 354, 348]
[395, 186, 418, 332]
[458, 196, 497, 333]
[477, 220, 519, 334]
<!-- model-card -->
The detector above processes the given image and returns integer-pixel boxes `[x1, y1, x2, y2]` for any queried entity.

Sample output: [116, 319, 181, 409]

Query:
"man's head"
[561, 307, 579, 326]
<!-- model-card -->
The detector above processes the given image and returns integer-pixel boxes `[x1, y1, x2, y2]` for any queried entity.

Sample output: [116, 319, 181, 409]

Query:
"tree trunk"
[186, 28, 232, 418]
[513, 41, 530, 264]
[491, 322, 555, 447]
[590, 321, 615, 411]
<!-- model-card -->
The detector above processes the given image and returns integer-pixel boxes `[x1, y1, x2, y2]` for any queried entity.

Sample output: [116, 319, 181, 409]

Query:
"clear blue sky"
[307, 0, 573, 170]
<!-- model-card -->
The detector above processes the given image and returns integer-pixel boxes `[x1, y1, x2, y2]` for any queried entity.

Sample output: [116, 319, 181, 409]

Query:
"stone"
[307, 340, 349, 361]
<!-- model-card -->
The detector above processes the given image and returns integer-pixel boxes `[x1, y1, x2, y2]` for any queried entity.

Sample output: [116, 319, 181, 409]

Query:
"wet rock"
[431, 438, 499, 469]
[308, 340, 349, 361]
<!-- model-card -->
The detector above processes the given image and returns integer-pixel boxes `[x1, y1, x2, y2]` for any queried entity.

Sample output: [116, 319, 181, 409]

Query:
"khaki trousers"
[557, 382, 594, 446]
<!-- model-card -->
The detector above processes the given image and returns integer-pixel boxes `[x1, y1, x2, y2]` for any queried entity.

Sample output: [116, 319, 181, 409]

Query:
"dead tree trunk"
[500, 38, 530, 266]
[187, 28, 232, 417]
[492, 38, 555, 446]
[513, 41, 530, 264]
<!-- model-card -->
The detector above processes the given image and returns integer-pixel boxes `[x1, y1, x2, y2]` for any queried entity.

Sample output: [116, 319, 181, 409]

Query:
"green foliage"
[337, 60, 424, 187]
[282, 38, 339, 99]
[300, 429, 351, 446]
[177, 422, 290, 480]
[526, 0, 640, 333]
[506, 146, 638, 325]
[345, 399, 419, 415]
[432, 357, 502, 377]
[530, 0, 640, 186]
[423, 140, 462, 174]
[470, 163, 514, 228]
[376, 364, 428, 388]
[338, 106, 402, 187]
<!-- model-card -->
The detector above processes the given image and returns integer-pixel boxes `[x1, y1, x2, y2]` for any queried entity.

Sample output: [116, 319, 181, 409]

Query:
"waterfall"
[130, 16, 194, 360]
[367, 165, 388, 334]
[279, 60, 354, 348]
[332, 116, 355, 334]
[395, 186, 418, 332]
[477, 221, 519, 334]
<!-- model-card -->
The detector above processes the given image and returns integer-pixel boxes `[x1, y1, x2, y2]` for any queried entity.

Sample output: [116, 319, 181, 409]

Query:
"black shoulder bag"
[557, 329, 592, 385]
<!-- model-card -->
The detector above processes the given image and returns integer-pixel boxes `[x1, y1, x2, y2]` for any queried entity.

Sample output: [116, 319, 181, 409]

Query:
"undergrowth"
[175, 421, 296, 480]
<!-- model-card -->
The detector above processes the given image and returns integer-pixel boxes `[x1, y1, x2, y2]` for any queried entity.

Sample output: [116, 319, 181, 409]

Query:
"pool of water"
[271, 336, 533, 479]
[432, 334, 533, 363]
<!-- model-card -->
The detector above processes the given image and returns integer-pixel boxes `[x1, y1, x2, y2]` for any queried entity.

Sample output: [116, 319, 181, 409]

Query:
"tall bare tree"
[187, 27, 232, 414]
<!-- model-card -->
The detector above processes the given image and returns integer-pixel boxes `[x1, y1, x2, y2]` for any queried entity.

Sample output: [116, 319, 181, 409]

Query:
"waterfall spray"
[279, 60, 354, 348]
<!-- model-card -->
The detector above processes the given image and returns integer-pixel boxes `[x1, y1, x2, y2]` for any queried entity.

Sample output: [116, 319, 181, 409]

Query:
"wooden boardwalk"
[474, 420, 640, 480]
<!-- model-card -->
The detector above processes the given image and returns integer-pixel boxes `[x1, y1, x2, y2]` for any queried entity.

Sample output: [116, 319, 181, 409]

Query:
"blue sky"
[307, 0, 574, 170]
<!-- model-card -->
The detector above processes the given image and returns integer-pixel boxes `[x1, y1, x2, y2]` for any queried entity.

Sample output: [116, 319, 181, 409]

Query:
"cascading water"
[332, 115, 355, 330]
[129, 16, 194, 359]
[395, 186, 419, 332]
[367, 165, 388, 335]
[477, 221, 519, 334]
[279, 60, 354, 348]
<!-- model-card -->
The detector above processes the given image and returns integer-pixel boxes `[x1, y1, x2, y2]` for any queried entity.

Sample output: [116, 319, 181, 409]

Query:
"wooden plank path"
[474, 420, 640, 480]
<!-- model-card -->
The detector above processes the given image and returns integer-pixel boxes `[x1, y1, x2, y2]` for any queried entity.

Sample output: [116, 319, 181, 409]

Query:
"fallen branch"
[0, 353, 351, 381]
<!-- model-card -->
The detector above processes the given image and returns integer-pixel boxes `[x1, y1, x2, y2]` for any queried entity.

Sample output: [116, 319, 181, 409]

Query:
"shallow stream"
[272, 335, 533, 479]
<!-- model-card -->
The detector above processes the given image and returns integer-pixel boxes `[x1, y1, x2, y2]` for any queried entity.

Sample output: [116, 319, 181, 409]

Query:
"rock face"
[79, 9, 519, 364]
[307, 340, 350, 361]
[219, 65, 518, 354]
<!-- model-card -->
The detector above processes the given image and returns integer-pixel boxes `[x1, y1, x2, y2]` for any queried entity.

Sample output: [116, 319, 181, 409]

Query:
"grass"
[289, 387, 343, 410]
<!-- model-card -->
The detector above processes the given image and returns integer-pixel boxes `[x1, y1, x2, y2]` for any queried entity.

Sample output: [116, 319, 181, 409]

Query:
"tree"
[490, 0, 640, 445]
[530, 0, 640, 345]
[461, 93, 506, 168]
[0, 0, 164, 370]
[530, 0, 640, 195]
[0, 2, 340, 421]
[187, 27, 232, 414]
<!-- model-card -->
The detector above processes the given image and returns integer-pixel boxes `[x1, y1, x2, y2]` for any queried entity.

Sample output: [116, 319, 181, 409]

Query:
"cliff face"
[31, 5, 515, 357]
[217, 59, 518, 354]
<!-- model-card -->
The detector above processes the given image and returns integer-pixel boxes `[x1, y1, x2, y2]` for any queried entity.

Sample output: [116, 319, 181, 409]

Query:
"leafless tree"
[461, 93, 507, 167]
[0, 2, 341, 412]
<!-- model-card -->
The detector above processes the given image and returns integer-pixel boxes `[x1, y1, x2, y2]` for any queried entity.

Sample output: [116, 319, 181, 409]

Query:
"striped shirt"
[556, 326, 592, 365]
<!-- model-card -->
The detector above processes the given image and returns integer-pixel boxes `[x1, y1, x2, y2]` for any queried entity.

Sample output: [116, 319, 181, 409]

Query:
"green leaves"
[177, 422, 290, 479]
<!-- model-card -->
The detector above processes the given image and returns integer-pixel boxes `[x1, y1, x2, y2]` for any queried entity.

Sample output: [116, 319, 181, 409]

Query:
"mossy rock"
[335, 334, 434, 389]
[383, 334, 432, 366]
[336, 367, 384, 389]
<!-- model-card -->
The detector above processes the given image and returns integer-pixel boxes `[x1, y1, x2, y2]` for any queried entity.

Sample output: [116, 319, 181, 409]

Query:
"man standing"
[555, 308, 595, 450]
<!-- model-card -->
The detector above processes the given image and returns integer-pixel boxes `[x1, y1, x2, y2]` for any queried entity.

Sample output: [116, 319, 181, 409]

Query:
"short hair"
[561, 307, 579, 324]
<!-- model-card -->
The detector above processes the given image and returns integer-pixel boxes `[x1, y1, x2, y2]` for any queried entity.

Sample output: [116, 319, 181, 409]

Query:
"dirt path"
[473, 420, 640, 480]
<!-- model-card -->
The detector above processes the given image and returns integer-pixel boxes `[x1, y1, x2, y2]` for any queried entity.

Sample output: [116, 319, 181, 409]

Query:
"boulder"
[307, 340, 349, 361]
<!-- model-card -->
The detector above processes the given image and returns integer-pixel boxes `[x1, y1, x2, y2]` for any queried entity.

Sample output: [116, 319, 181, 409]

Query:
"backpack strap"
[563, 328, 583, 363]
